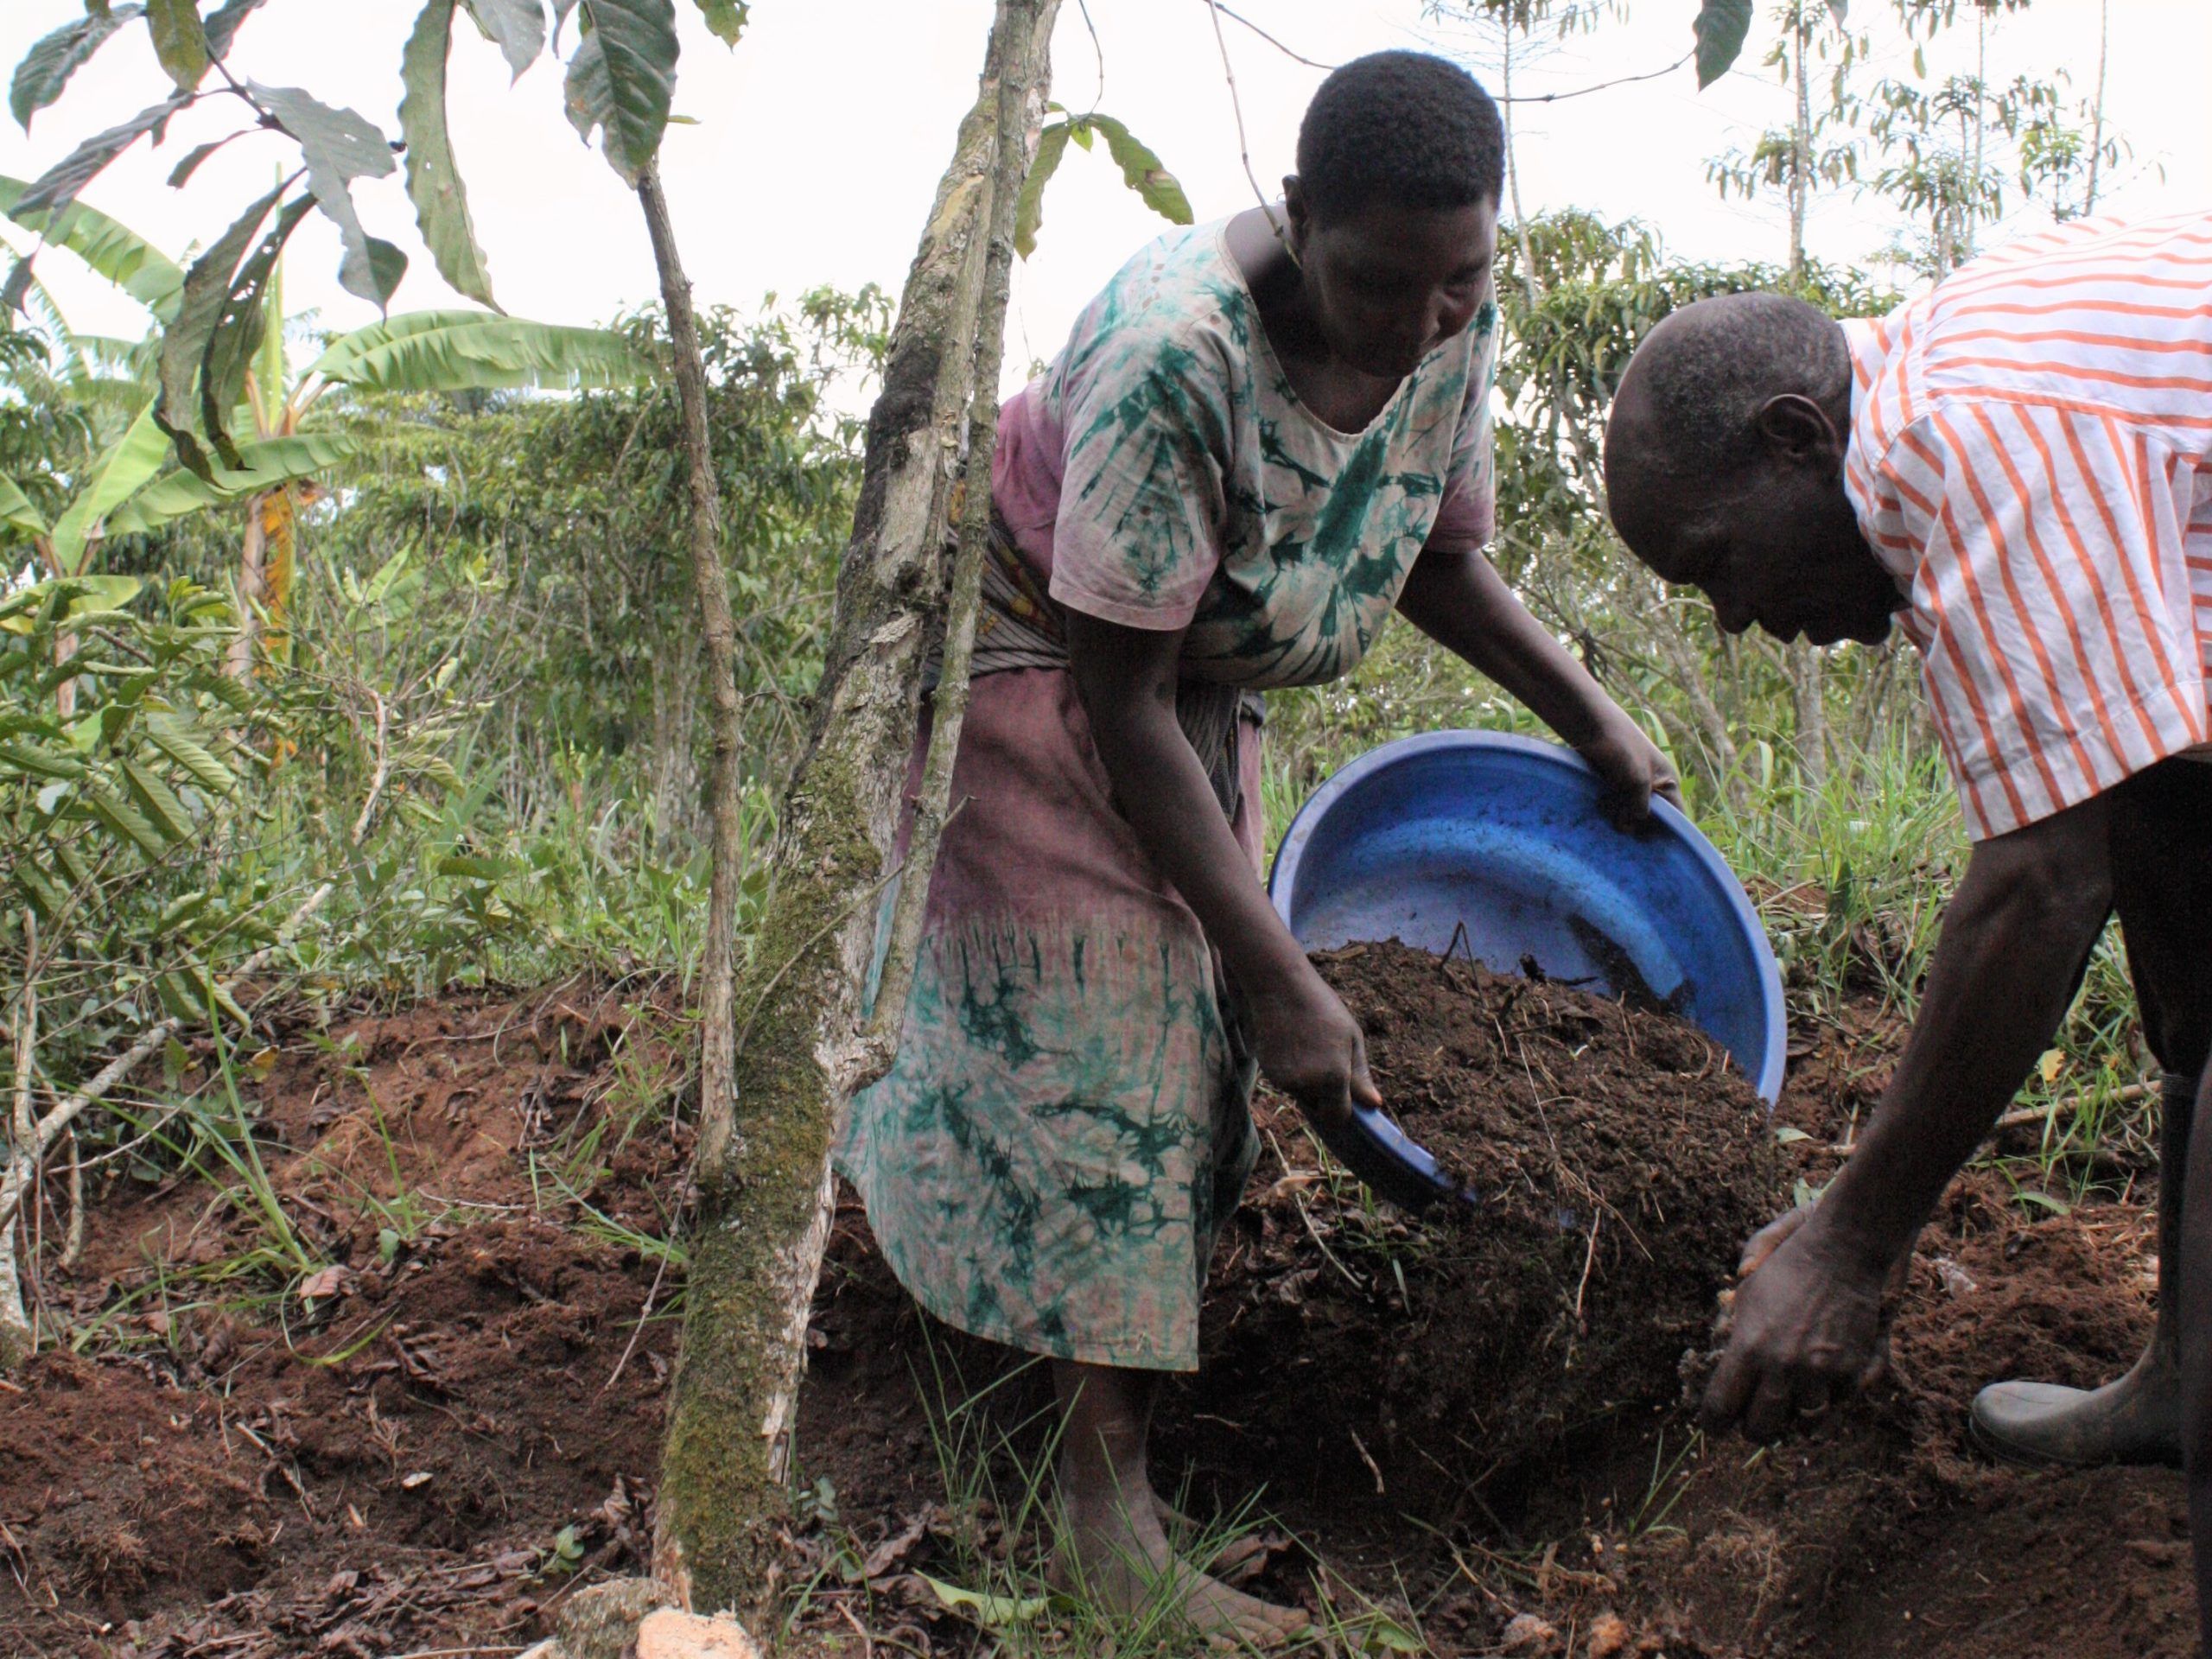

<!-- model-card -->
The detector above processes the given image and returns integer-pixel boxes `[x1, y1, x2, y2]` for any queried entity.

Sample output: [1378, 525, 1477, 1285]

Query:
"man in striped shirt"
[1603, 212, 2212, 1585]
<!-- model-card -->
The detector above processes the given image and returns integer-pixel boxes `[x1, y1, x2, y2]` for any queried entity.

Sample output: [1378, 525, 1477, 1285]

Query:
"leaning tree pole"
[652, 0, 1063, 1620]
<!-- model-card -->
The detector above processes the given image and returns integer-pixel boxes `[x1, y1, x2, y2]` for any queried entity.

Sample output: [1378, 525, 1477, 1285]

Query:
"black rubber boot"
[1967, 1072, 2190, 1469]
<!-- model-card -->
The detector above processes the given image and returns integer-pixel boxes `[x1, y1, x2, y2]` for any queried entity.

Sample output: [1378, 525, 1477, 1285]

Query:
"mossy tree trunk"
[651, 0, 1062, 1622]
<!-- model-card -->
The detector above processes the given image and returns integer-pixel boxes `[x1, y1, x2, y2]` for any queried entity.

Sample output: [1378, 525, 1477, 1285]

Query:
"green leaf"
[146, 0, 210, 92]
[155, 887, 213, 936]
[0, 175, 186, 321]
[1013, 120, 1071, 262]
[15, 93, 191, 223]
[0, 741, 86, 780]
[402, 0, 499, 311]
[52, 402, 170, 572]
[1694, 0, 1754, 89]
[194, 194, 314, 467]
[105, 432, 357, 539]
[143, 714, 236, 793]
[462, 0, 548, 79]
[360, 546, 412, 607]
[1087, 116, 1193, 227]
[156, 181, 286, 480]
[250, 82, 405, 308]
[11, 859, 66, 923]
[2014, 1189, 2071, 1217]
[306, 309, 653, 392]
[918, 1573, 1050, 1630]
[0, 473, 48, 539]
[1356, 1613, 1426, 1655]
[568, 0, 678, 183]
[202, 0, 269, 59]
[689, 0, 746, 46]
[120, 754, 194, 841]
[83, 777, 171, 857]
[436, 853, 513, 880]
[10, 5, 144, 131]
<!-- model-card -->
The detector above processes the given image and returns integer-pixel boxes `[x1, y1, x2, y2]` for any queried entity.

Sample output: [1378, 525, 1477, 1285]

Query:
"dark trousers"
[2111, 758, 2212, 1090]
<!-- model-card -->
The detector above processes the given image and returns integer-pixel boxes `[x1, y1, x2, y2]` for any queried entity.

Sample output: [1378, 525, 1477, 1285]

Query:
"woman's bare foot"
[1056, 1480, 1307, 1645]
[1053, 1360, 1306, 1645]
[1153, 1491, 1275, 1582]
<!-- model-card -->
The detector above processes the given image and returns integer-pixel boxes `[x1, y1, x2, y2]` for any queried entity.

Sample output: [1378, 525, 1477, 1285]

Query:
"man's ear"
[1282, 176, 1309, 252]
[1755, 392, 1841, 465]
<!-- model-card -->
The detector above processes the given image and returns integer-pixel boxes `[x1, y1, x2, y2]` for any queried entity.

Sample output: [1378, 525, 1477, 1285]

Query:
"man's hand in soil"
[1704, 1212, 1889, 1433]
[1702, 797, 2114, 1438]
[1066, 611, 1377, 1136]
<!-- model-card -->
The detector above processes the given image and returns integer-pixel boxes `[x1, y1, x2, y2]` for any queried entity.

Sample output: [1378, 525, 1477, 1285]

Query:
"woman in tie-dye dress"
[837, 51, 1678, 1640]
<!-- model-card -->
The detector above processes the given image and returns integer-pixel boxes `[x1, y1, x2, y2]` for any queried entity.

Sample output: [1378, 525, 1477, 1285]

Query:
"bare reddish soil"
[0, 963, 2192, 1658]
[1, 982, 690, 1658]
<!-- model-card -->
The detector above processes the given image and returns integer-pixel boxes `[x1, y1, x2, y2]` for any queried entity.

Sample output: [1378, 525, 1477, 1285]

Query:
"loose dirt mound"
[0, 984, 690, 1658]
[794, 964, 2193, 1658]
[1184, 941, 1789, 1510]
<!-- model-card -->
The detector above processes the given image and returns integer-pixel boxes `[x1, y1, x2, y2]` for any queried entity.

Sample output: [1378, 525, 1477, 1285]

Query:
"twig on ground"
[601, 1238, 677, 1394]
[1827, 1079, 2158, 1156]
[1349, 1427, 1385, 1496]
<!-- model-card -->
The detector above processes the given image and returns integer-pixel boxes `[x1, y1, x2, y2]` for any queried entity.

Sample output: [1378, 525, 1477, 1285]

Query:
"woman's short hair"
[1295, 50, 1504, 223]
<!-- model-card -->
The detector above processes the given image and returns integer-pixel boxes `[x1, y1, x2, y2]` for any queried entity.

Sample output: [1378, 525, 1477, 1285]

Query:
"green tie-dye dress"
[836, 219, 1499, 1370]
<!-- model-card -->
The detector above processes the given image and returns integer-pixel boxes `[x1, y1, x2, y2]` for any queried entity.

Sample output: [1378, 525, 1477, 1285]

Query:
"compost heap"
[1184, 938, 1789, 1511]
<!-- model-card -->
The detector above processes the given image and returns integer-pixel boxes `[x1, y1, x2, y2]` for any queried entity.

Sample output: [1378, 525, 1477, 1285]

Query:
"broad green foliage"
[565, 0, 681, 184]
[0, 176, 184, 322]
[7, 0, 709, 483]
[1694, 0, 1754, 86]
[10, 6, 143, 133]
[401, 0, 501, 309]
[145, 0, 212, 94]
[156, 182, 302, 476]
[304, 311, 656, 393]
[255, 82, 409, 308]
[1014, 109, 1194, 261]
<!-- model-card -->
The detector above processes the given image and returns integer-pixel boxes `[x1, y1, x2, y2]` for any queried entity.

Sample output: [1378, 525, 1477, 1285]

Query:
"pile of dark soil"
[1179, 940, 1790, 1511]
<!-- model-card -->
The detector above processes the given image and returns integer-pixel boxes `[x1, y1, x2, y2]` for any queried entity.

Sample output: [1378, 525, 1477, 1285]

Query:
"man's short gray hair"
[1625, 292, 1851, 475]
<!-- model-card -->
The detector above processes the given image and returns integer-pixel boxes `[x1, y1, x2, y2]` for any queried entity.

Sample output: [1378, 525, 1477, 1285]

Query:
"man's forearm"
[1813, 800, 2113, 1271]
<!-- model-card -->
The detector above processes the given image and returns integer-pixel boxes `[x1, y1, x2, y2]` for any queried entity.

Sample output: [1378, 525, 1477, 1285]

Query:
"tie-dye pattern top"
[991, 217, 1499, 689]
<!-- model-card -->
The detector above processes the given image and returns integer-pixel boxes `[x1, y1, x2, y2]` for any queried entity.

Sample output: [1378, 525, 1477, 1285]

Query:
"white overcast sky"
[2, 1, 2205, 397]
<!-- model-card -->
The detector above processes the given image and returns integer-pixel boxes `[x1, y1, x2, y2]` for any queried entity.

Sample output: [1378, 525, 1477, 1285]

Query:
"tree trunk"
[1788, 0, 1808, 283]
[649, 0, 1060, 1621]
[649, 619, 703, 851]
[636, 162, 747, 1189]
[226, 493, 270, 681]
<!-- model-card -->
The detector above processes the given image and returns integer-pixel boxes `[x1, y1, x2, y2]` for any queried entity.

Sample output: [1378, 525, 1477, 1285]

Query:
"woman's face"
[1288, 188, 1498, 378]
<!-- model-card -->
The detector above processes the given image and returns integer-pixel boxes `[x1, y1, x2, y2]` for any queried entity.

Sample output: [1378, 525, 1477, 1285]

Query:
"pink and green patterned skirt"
[835, 666, 1264, 1372]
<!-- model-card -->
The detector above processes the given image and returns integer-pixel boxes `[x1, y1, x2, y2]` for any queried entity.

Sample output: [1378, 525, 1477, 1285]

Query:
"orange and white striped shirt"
[1843, 211, 2212, 842]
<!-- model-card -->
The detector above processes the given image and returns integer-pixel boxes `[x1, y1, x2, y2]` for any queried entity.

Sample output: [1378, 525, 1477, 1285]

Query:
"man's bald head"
[1604, 293, 1899, 646]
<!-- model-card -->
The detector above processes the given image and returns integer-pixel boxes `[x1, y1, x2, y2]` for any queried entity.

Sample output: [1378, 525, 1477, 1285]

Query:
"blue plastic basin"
[1268, 730, 1785, 1209]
